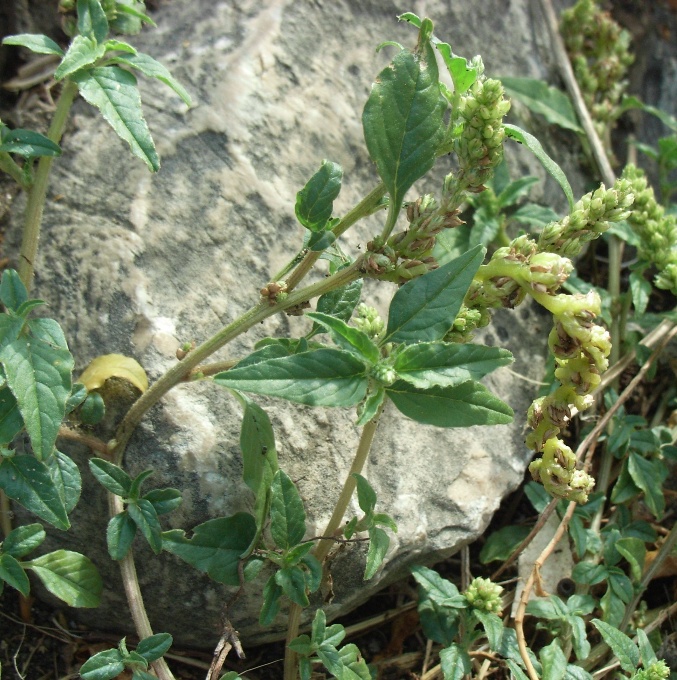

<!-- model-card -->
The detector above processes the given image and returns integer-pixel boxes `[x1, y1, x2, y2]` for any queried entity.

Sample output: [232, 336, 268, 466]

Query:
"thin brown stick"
[206, 618, 245, 680]
[538, 0, 615, 187]
[491, 498, 559, 581]
[57, 425, 111, 457]
[514, 501, 577, 680]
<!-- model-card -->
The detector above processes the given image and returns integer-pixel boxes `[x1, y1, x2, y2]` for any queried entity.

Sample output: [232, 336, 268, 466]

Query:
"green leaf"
[600, 586, 624, 628]
[353, 473, 377, 516]
[275, 565, 309, 607]
[337, 643, 371, 680]
[364, 526, 389, 580]
[479, 524, 531, 563]
[412, 565, 464, 646]
[131, 671, 156, 680]
[54, 35, 107, 80]
[79, 392, 105, 425]
[440, 643, 472, 680]
[108, 52, 192, 106]
[512, 203, 560, 228]
[0, 270, 28, 311]
[302, 554, 322, 593]
[0, 128, 62, 158]
[65, 382, 88, 415]
[504, 124, 574, 211]
[628, 452, 665, 518]
[435, 43, 477, 94]
[387, 380, 513, 427]
[615, 537, 646, 583]
[591, 619, 640, 674]
[311, 608, 327, 644]
[468, 205, 501, 248]
[2, 34, 64, 56]
[306, 312, 380, 364]
[384, 245, 484, 344]
[526, 596, 569, 620]
[571, 562, 607, 585]
[89, 458, 132, 496]
[231, 391, 277, 553]
[136, 633, 173, 662]
[77, 0, 109, 42]
[143, 488, 182, 515]
[127, 498, 162, 554]
[499, 77, 582, 133]
[474, 610, 504, 650]
[288, 634, 313, 656]
[214, 348, 369, 408]
[317, 643, 342, 678]
[629, 270, 651, 316]
[161, 513, 257, 586]
[356, 387, 385, 426]
[0, 553, 30, 595]
[0, 455, 69, 529]
[270, 470, 306, 550]
[314, 278, 362, 325]
[393, 342, 512, 389]
[47, 450, 82, 514]
[72, 66, 159, 172]
[295, 160, 343, 232]
[0, 385, 23, 446]
[128, 469, 154, 500]
[539, 641, 567, 680]
[2, 523, 45, 558]
[362, 40, 445, 210]
[259, 573, 283, 625]
[636, 628, 657, 667]
[506, 659, 531, 680]
[26, 549, 102, 607]
[79, 648, 125, 680]
[0, 317, 73, 461]
[497, 176, 541, 209]
[107, 511, 137, 560]
[570, 615, 591, 661]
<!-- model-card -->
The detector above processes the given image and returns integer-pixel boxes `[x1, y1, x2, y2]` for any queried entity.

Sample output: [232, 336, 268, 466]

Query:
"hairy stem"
[112, 261, 363, 463]
[283, 402, 385, 680]
[18, 79, 78, 292]
[285, 182, 387, 293]
[0, 152, 30, 190]
[108, 493, 177, 680]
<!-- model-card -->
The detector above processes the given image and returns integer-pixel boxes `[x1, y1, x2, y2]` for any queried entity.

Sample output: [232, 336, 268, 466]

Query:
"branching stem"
[283, 401, 386, 680]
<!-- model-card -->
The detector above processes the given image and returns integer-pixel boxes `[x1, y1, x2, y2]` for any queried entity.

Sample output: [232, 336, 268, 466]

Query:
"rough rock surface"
[7, 0, 579, 648]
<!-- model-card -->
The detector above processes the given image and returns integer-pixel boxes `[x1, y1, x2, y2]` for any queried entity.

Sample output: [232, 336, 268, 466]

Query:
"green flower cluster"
[453, 78, 511, 192]
[538, 181, 635, 257]
[463, 577, 503, 614]
[353, 304, 385, 341]
[561, 0, 633, 152]
[632, 661, 670, 680]
[622, 164, 677, 295]
[445, 180, 635, 502]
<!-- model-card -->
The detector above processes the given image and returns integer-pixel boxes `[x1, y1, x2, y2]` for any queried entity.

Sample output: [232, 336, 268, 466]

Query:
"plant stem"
[108, 493, 177, 680]
[18, 79, 78, 293]
[285, 182, 387, 293]
[283, 402, 385, 680]
[0, 152, 30, 190]
[314, 401, 385, 564]
[379, 199, 400, 242]
[113, 261, 363, 463]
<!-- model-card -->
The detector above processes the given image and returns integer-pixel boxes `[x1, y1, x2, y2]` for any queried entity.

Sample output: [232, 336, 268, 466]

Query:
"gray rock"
[8, 0, 570, 648]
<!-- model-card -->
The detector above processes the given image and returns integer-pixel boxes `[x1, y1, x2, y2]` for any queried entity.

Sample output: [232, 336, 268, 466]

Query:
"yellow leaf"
[78, 354, 148, 394]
